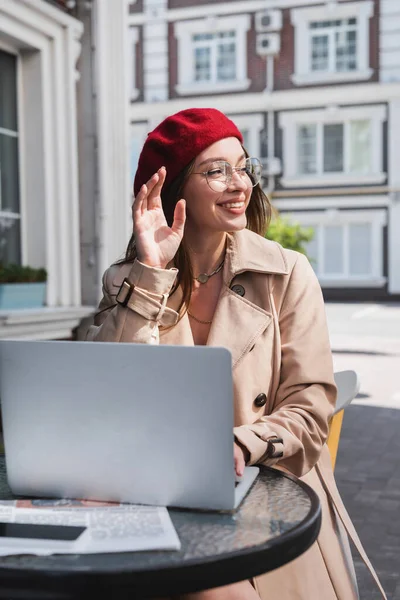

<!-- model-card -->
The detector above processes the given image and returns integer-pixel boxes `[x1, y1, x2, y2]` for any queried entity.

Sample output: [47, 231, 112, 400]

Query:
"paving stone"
[335, 405, 400, 600]
[353, 490, 382, 505]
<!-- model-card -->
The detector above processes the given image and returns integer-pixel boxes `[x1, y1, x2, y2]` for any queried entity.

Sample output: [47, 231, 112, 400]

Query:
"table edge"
[0, 467, 322, 598]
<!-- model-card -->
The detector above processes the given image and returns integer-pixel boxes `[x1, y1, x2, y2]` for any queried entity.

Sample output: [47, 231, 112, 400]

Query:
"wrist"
[136, 257, 168, 270]
[266, 436, 284, 459]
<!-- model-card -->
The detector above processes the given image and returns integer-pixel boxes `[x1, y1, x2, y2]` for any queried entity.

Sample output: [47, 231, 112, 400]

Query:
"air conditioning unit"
[255, 10, 282, 32]
[256, 33, 281, 56]
[262, 157, 282, 177]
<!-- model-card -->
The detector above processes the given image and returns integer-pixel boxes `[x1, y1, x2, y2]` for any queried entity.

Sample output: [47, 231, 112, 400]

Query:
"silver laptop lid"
[0, 340, 236, 510]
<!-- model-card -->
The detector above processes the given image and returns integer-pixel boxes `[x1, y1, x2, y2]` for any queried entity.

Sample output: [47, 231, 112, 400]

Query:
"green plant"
[265, 215, 314, 258]
[0, 263, 47, 284]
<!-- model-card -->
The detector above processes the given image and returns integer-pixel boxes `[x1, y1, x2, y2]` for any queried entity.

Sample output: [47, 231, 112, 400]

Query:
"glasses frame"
[192, 157, 263, 192]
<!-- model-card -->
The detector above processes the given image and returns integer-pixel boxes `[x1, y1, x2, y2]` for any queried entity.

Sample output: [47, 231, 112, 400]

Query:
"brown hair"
[120, 152, 272, 320]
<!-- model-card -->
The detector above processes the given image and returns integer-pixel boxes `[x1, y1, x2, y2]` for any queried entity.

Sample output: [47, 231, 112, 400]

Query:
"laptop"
[0, 340, 258, 511]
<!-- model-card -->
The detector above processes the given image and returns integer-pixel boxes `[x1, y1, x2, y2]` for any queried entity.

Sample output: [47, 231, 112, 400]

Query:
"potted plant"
[265, 213, 314, 259]
[0, 263, 47, 310]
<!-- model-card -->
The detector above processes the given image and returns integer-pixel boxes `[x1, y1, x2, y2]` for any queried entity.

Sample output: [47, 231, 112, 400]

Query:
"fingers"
[171, 199, 186, 238]
[132, 170, 164, 220]
[234, 443, 245, 477]
[148, 167, 166, 210]
[234, 454, 245, 477]
[132, 182, 150, 219]
[132, 184, 146, 227]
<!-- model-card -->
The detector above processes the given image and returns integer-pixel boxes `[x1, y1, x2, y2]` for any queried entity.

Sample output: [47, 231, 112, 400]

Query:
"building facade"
[128, 0, 400, 300]
[2, 0, 399, 342]
[0, 0, 131, 338]
[0, 0, 90, 339]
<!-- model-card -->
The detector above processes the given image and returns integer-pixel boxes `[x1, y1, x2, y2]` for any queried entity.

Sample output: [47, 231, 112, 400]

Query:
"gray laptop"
[0, 340, 258, 511]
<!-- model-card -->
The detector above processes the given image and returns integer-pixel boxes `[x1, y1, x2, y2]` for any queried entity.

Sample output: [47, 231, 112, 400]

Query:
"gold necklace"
[194, 259, 225, 284]
[189, 253, 225, 323]
[187, 310, 212, 325]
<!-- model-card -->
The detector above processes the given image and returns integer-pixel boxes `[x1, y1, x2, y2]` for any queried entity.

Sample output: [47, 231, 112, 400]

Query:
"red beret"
[133, 108, 243, 196]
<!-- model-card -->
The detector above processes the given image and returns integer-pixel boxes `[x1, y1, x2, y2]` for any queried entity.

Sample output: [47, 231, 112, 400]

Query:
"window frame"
[284, 209, 387, 287]
[297, 121, 366, 176]
[279, 105, 387, 188]
[227, 114, 263, 158]
[309, 18, 358, 74]
[192, 31, 237, 84]
[174, 15, 251, 95]
[0, 44, 24, 267]
[0, 127, 22, 264]
[291, 1, 374, 86]
[129, 27, 140, 101]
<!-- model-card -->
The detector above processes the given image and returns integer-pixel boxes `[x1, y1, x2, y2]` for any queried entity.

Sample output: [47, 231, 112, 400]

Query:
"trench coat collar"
[164, 229, 290, 367]
[225, 229, 290, 284]
[204, 230, 289, 368]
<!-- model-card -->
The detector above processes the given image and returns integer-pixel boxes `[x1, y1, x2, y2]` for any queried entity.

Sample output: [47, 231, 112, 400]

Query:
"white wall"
[143, 0, 169, 103]
[380, 0, 400, 83]
[388, 99, 400, 294]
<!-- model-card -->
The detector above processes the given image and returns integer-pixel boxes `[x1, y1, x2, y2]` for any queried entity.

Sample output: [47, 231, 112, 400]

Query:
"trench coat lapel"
[206, 287, 272, 368]
[207, 230, 289, 368]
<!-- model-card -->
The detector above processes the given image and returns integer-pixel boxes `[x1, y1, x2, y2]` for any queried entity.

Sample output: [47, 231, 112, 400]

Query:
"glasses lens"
[245, 158, 262, 187]
[206, 162, 230, 192]
[205, 158, 263, 191]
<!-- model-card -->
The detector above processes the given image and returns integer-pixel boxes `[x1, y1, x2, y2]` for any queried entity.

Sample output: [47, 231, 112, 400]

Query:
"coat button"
[254, 393, 267, 408]
[231, 284, 245, 297]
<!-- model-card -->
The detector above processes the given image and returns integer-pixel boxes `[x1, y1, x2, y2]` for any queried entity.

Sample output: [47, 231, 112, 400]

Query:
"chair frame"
[327, 370, 360, 470]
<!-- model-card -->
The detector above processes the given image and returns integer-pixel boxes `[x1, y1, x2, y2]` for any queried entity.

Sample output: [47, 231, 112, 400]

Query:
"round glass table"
[0, 459, 321, 599]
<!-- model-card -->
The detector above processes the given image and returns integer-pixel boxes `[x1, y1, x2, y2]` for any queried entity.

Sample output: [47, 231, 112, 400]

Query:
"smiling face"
[181, 137, 253, 237]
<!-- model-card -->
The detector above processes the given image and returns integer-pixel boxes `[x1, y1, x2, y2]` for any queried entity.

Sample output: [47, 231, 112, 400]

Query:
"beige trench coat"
[87, 229, 386, 600]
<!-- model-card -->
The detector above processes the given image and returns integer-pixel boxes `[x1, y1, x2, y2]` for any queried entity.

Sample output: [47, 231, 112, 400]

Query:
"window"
[279, 105, 387, 187]
[297, 125, 317, 175]
[324, 225, 344, 274]
[193, 31, 236, 84]
[0, 50, 20, 265]
[174, 15, 251, 95]
[129, 27, 139, 100]
[323, 123, 344, 172]
[349, 120, 371, 172]
[349, 223, 372, 276]
[291, 1, 373, 85]
[286, 209, 387, 287]
[310, 19, 357, 73]
[312, 221, 376, 279]
[130, 122, 148, 186]
[296, 120, 369, 176]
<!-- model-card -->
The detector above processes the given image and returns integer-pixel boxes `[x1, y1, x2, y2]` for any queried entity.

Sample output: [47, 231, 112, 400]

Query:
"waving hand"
[133, 167, 186, 269]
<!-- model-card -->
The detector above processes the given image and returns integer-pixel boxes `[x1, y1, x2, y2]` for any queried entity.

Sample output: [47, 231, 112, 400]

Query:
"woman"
[87, 108, 386, 600]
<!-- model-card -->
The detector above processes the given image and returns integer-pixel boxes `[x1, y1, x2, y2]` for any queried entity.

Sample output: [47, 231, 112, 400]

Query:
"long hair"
[120, 151, 272, 320]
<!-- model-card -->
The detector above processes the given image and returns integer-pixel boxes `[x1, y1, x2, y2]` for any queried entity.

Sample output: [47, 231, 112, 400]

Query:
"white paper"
[0, 501, 181, 556]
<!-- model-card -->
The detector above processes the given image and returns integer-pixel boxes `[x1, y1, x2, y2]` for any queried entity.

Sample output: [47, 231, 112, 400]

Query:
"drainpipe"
[266, 55, 275, 197]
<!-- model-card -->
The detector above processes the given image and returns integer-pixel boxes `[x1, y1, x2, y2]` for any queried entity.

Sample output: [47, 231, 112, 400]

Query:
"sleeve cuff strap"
[233, 426, 269, 466]
[125, 287, 179, 326]
[234, 427, 285, 466]
[128, 259, 178, 295]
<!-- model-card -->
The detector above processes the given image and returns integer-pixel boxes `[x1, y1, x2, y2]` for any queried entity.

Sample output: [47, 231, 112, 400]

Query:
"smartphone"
[0, 522, 86, 541]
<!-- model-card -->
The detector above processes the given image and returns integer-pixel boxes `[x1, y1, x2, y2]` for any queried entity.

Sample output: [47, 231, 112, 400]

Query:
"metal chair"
[327, 370, 360, 470]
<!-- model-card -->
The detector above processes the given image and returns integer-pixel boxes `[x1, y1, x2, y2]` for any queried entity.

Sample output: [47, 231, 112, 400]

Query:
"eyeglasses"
[192, 157, 263, 192]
